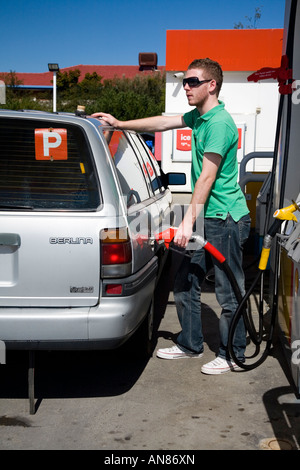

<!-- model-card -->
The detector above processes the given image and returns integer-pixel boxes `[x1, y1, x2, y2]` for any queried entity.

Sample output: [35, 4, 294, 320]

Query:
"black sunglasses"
[182, 77, 212, 88]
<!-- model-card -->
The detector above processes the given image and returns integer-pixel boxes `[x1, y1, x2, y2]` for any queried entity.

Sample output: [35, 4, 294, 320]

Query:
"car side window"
[132, 134, 165, 195]
[105, 130, 150, 207]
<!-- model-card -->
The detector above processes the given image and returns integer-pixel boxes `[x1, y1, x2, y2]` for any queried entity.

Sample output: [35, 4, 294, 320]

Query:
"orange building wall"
[166, 29, 283, 71]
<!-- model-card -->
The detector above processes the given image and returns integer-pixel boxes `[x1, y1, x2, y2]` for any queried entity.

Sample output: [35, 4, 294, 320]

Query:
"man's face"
[183, 68, 211, 108]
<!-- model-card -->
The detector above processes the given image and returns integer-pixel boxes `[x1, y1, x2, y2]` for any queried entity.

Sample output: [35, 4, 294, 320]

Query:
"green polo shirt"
[183, 101, 249, 221]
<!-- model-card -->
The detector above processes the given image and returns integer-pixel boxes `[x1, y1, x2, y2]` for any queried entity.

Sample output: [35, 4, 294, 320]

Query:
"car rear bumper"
[0, 258, 158, 350]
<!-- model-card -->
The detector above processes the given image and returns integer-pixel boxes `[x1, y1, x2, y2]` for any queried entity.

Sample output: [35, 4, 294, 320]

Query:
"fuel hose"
[156, 228, 266, 369]
[189, 234, 270, 370]
[228, 218, 283, 370]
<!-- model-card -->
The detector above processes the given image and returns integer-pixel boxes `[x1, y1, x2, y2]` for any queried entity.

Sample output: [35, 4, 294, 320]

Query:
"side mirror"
[163, 172, 186, 186]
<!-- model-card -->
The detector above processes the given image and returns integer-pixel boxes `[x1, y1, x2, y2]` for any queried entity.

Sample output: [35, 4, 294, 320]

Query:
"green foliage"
[0, 70, 52, 110]
[87, 73, 165, 119]
[0, 95, 52, 111]
[0, 70, 23, 88]
[0, 69, 166, 119]
[56, 69, 81, 93]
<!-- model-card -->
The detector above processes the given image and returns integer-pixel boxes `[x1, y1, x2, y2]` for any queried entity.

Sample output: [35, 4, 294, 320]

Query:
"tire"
[126, 296, 155, 359]
[138, 297, 155, 358]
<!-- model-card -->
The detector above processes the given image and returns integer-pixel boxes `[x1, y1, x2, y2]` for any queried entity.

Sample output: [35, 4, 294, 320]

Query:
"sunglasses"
[182, 77, 212, 88]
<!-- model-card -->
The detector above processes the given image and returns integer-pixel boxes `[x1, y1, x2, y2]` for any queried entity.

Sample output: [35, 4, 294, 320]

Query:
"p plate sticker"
[35, 128, 68, 160]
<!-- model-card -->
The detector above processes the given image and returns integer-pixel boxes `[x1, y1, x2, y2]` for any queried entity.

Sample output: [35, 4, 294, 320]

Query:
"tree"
[0, 70, 23, 88]
[56, 69, 81, 94]
[234, 7, 262, 29]
[87, 72, 165, 120]
[1, 68, 166, 119]
[0, 70, 33, 110]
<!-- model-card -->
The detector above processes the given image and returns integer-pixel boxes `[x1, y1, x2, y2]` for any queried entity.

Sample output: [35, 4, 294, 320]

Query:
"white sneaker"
[156, 344, 203, 360]
[201, 356, 240, 375]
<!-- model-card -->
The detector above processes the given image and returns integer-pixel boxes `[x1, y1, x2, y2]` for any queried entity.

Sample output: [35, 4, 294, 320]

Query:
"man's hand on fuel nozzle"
[173, 220, 194, 249]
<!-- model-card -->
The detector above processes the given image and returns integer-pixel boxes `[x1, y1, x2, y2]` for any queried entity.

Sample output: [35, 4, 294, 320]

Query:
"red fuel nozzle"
[155, 227, 177, 249]
[155, 228, 226, 264]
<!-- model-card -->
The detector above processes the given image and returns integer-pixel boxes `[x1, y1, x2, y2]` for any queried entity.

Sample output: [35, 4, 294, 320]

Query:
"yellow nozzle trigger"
[273, 201, 299, 222]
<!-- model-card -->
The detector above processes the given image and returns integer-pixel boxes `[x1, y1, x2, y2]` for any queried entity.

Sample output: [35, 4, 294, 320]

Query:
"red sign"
[176, 129, 192, 151]
[35, 128, 68, 160]
[176, 128, 242, 151]
[146, 161, 154, 177]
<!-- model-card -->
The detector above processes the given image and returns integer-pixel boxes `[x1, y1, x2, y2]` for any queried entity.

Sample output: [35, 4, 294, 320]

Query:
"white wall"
[162, 71, 280, 191]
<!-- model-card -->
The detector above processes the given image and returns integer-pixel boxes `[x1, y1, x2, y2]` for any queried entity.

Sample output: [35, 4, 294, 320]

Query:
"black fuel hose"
[170, 236, 264, 367]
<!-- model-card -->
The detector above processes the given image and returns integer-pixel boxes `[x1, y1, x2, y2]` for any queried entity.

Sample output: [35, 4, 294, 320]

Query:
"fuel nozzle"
[259, 200, 300, 271]
[155, 227, 177, 249]
[154, 227, 227, 264]
[273, 200, 299, 222]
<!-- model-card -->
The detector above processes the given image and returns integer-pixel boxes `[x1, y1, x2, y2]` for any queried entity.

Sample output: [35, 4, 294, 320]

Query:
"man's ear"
[209, 79, 218, 94]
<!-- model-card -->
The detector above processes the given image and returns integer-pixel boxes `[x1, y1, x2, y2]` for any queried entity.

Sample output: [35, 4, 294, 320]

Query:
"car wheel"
[133, 296, 155, 359]
[141, 296, 155, 358]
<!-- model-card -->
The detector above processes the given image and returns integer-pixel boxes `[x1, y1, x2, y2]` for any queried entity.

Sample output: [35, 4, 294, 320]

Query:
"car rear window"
[0, 117, 101, 210]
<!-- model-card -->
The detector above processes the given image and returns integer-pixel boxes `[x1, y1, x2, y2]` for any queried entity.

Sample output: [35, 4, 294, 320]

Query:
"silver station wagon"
[0, 109, 183, 354]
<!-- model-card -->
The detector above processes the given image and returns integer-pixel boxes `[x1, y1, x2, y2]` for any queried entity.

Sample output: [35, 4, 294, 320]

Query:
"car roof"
[0, 108, 110, 128]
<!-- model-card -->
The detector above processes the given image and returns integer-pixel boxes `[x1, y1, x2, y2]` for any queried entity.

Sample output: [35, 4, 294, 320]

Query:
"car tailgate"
[0, 214, 100, 307]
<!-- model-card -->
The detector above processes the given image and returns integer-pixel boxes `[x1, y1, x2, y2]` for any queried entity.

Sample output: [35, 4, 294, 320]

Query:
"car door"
[128, 133, 173, 237]
[104, 129, 162, 272]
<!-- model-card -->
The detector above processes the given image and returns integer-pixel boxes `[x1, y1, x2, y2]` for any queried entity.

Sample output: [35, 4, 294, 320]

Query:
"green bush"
[0, 70, 166, 119]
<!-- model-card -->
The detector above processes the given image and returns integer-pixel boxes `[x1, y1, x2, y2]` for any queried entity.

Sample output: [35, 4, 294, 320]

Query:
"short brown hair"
[187, 58, 223, 96]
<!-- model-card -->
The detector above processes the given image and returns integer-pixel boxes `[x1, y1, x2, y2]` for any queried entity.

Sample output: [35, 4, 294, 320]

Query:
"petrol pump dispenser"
[280, 201, 300, 391]
[267, 0, 300, 395]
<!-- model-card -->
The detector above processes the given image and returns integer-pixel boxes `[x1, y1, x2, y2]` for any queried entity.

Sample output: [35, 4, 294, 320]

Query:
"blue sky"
[1, 0, 286, 73]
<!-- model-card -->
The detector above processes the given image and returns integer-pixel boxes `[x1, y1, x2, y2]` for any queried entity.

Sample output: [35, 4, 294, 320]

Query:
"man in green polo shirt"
[184, 102, 248, 221]
[92, 57, 250, 374]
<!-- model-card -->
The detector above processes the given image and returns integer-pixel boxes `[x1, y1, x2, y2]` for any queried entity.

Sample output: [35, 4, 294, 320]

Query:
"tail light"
[100, 227, 132, 278]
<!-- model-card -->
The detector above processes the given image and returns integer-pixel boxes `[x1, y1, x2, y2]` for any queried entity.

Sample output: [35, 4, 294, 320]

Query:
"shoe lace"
[163, 345, 180, 353]
[211, 357, 228, 366]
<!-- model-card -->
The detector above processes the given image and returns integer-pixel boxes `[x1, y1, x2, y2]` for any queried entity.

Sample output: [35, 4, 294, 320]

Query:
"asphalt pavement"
[0, 194, 300, 451]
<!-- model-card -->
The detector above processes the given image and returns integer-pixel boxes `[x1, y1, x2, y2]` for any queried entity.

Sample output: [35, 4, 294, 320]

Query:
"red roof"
[166, 29, 284, 71]
[1, 65, 165, 88]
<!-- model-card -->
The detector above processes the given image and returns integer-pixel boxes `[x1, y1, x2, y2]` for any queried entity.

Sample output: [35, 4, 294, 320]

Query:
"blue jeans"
[174, 213, 251, 361]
